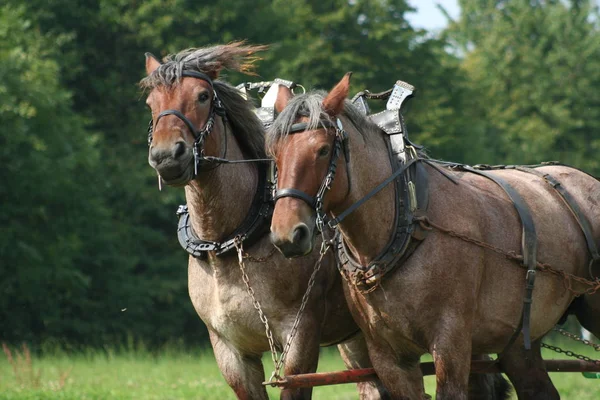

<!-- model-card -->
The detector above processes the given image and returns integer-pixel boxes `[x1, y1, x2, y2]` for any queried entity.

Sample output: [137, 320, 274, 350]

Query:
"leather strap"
[181, 70, 214, 85]
[156, 109, 198, 137]
[328, 158, 418, 228]
[176, 163, 273, 258]
[462, 166, 538, 350]
[273, 188, 315, 207]
[514, 166, 600, 279]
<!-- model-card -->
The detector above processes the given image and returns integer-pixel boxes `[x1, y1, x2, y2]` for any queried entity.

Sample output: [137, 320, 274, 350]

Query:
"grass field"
[1, 341, 598, 399]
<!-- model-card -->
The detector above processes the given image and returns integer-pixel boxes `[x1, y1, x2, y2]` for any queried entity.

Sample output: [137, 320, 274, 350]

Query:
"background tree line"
[1, 0, 598, 349]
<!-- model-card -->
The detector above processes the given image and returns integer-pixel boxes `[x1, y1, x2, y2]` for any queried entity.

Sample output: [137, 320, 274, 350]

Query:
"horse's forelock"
[266, 91, 381, 156]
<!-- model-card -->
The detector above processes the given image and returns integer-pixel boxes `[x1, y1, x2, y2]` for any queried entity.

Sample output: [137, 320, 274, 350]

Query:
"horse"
[267, 73, 600, 399]
[140, 44, 392, 400]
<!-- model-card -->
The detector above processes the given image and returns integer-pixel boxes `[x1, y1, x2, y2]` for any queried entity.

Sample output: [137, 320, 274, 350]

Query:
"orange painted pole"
[266, 360, 600, 389]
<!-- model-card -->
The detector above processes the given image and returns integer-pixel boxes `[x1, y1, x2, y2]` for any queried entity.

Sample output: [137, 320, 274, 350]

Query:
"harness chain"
[553, 327, 600, 351]
[416, 217, 600, 295]
[539, 326, 600, 366]
[541, 327, 600, 365]
[234, 235, 332, 385]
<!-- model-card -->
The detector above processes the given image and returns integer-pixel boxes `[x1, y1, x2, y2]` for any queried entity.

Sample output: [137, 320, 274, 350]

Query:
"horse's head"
[141, 43, 266, 186]
[268, 73, 353, 257]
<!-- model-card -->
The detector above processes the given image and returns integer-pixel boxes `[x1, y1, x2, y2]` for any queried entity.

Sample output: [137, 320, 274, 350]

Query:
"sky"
[406, 0, 461, 30]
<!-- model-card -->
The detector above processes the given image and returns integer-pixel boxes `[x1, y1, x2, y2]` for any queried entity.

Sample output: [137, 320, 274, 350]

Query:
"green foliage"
[449, 0, 600, 172]
[0, 5, 201, 348]
[1, 0, 598, 351]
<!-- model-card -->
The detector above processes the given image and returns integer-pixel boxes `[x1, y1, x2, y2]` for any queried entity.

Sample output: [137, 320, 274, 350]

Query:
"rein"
[274, 115, 428, 292]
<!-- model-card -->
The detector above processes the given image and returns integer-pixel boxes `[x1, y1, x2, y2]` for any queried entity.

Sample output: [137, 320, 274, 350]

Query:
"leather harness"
[273, 82, 599, 353]
[148, 73, 286, 259]
[176, 162, 273, 259]
[435, 161, 600, 350]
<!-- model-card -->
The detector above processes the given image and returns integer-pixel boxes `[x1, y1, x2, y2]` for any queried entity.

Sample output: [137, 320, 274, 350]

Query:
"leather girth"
[334, 137, 429, 291]
[176, 163, 273, 258]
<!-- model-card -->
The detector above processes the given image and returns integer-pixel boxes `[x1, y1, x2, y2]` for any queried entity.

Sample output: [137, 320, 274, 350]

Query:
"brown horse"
[141, 45, 391, 400]
[268, 74, 600, 399]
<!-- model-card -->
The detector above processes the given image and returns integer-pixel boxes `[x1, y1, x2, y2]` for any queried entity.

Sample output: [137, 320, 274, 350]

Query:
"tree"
[448, 0, 600, 173]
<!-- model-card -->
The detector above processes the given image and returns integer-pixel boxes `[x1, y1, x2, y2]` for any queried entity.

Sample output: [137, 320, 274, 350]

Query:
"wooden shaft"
[266, 360, 600, 389]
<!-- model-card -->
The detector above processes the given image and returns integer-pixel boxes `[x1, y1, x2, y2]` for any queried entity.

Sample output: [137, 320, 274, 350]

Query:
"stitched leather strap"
[463, 166, 538, 350]
[274, 188, 315, 207]
[515, 166, 600, 278]
[328, 158, 418, 228]
[176, 163, 273, 258]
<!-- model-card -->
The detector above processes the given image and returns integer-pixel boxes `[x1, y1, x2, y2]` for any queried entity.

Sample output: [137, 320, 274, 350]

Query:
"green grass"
[1, 342, 598, 399]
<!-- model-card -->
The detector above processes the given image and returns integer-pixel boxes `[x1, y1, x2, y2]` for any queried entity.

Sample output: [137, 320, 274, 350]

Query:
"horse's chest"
[189, 268, 268, 348]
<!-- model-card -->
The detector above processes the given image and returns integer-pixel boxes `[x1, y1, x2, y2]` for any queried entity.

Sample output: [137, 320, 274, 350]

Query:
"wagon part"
[265, 360, 600, 389]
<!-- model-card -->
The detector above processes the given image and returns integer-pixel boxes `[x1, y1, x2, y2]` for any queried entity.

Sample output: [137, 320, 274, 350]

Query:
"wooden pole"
[265, 360, 600, 389]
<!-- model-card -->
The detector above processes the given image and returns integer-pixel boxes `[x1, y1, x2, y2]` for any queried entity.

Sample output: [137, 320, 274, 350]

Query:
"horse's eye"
[317, 145, 330, 158]
[198, 92, 210, 103]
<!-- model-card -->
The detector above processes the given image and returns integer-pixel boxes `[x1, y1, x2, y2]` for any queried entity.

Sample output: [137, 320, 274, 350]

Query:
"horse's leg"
[575, 293, 600, 339]
[497, 338, 559, 400]
[208, 330, 269, 400]
[279, 319, 322, 400]
[365, 338, 427, 400]
[431, 329, 473, 400]
[467, 355, 512, 400]
[337, 333, 391, 399]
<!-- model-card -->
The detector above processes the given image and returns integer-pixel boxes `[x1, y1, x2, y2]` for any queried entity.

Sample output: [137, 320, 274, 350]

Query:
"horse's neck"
[332, 125, 396, 265]
[185, 120, 258, 244]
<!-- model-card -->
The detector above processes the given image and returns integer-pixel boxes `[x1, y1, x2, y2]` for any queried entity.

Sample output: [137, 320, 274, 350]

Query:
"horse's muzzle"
[270, 223, 314, 258]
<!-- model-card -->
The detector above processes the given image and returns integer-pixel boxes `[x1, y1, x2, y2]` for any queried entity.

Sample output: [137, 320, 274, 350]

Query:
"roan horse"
[140, 44, 390, 400]
[268, 73, 600, 399]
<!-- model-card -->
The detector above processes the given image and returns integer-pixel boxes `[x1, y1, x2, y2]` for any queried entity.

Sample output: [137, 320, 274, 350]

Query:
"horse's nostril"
[173, 141, 186, 159]
[292, 224, 309, 245]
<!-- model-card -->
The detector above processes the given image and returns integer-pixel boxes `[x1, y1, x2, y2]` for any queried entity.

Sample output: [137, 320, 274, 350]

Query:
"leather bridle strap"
[328, 158, 418, 228]
[155, 109, 202, 138]
[148, 70, 229, 174]
[463, 166, 538, 351]
[274, 188, 316, 206]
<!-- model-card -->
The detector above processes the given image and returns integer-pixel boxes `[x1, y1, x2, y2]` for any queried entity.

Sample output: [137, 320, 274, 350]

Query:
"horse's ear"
[145, 52, 161, 75]
[323, 72, 352, 117]
[275, 85, 293, 113]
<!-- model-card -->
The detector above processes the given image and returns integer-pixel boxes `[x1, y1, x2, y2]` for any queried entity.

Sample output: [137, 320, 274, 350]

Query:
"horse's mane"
[140, 42, 267, 159]
[267, 90, 429, 159]
[267, 91, 379, 155]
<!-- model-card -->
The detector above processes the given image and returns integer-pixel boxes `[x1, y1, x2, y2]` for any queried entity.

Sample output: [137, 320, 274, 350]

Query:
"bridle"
[274, 115, 421, 233]
[274, 118, 350, 231]
[147, 70, 228, 175]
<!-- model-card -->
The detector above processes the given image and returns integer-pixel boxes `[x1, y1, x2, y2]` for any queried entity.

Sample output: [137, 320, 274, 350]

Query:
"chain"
[541, 342, 600, 365]
[234, 235, 332, 385]
[416, 217, 600, 296]
[242, 247, 277, 263]
[269, 235, 332, 384]
[234, 237, 280, 374]
[553, 327, 600, 351]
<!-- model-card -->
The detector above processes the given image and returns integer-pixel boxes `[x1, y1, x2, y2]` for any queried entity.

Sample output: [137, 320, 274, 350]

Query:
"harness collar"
[274, 114, 429, 290]
[176, 162, 273, 258]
